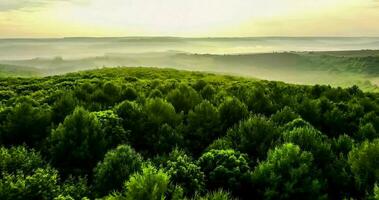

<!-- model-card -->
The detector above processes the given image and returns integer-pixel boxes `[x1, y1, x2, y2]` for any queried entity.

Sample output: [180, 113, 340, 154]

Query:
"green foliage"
[0, 67, 378, 199]
[102, 193, 125, 200]
[355, 123, 378, 142]
[93, 110, 128, 148]
[187, 100, 221, 154]
[245, 87, 274, 115]
[271, 106, 300, 126]
[297, 98, 321, 127]
[149, 88, 163, 98]
[60, 176, 89, 200]
[51, 92, 78, 123]
[115, 100, 144, 141]
[200, 85, 216, 101]
[93, 145, 143, 196]
[282, 126, 333, 166]
[167, 84, 201, 113]
[142, 98, 181, 153]
[252, 143, 326, 200]
[0, 147, 88, 200]
[218, 97, 248, 131]
[191, 190, 235, 200]
[206, 138, 233, 151]
[53, 195, 74, 200]
[281, 127, 351, 198]
[0, 100, 51, 147]
[282, 118, 314, 131]
[193, 80, 207, 91]
[124, 165, 172, 200]
[0, 168, 60, 200]
[153, 123, 184, 154]
[374, 184, 379, 200]
[121, 86, 138, 101]
[48, 107, 107, 175]
[348, 139, 379, 194]
[102, 81, 122, 104]
[165, 149, 205, 196]
[226, 116, 280, 160]
[145, 98, 180, 127]
[331, 134, 354, 155]
[0, 90, 15, 101]
[198, 149, 250, 196]
[0, 146, 45, 176]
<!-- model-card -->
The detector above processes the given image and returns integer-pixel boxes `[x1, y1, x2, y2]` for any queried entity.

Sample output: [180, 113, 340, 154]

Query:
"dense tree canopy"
[0, 67, 378, 199]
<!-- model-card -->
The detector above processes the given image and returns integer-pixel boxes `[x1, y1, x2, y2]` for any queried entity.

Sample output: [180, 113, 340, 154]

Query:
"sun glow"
[0, 0, 378, 37]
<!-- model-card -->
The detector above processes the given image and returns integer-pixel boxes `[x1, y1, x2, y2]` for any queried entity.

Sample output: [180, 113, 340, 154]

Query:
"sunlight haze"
[1, 0, 379, 37]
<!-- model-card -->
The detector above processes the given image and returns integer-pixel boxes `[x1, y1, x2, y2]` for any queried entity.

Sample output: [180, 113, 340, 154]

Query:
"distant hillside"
[302, 50, 379, 57]
[1, 51, 379, 91]
[1, 37, 379, 60]
[0, 64, 41, 77]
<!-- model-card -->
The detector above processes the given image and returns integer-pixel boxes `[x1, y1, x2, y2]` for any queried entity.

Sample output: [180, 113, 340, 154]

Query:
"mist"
[0, 37, 379, 91]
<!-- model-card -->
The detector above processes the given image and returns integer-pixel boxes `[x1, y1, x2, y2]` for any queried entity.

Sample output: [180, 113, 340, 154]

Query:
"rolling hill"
[1, 51, 379, 91]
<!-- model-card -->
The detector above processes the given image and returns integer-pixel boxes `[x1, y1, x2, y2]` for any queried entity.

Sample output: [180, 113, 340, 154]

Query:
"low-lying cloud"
[0, 0, 88, 12]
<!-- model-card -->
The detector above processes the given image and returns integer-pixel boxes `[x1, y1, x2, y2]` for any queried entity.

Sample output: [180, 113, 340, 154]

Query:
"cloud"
[0, 0, 88, 12]
[0, 0, 48, 11]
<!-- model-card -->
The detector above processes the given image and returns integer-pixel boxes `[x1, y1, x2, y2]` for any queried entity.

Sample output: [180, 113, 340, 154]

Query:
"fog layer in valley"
[1, 37, 379, 91]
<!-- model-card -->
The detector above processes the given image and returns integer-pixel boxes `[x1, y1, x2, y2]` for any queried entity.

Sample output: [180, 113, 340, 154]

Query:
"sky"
[0, 0, 379, 38]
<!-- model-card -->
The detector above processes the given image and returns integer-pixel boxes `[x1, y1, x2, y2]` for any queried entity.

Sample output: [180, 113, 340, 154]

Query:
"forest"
[0, 67, 379, 200]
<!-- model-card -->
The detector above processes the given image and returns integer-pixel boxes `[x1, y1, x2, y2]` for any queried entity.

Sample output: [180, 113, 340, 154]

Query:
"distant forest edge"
[1, 50, 379, 91]
[1, 67, 379, 199]
[0, 64, 41, 77]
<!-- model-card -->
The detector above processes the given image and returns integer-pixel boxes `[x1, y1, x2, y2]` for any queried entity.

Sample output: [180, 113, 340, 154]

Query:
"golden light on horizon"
[0, 0, 378, 38]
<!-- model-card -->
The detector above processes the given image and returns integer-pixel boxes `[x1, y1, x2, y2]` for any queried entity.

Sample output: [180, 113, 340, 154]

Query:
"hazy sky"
[0, 0, 379, 37]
